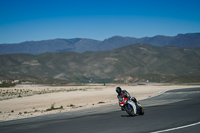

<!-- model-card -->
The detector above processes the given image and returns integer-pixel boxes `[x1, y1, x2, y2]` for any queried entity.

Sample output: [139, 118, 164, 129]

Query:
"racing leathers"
[117, 90, 138, 111]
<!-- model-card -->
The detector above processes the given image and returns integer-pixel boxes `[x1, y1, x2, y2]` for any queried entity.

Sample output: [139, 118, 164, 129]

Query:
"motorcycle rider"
[116, 87, 138, 111]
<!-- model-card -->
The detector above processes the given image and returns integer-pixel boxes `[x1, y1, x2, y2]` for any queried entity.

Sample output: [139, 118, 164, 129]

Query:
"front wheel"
[124, 104, 134, 116]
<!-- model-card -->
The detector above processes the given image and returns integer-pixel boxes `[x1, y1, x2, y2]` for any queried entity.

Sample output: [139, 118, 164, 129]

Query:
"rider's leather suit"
[117, 90, 138, 111]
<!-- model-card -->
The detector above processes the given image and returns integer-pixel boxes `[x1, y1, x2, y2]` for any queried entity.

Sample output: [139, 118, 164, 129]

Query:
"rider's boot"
[121, 107, 125, 111]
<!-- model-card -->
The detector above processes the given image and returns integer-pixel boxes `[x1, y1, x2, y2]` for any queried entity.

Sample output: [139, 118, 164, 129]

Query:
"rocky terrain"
[0, 43, 200, 83]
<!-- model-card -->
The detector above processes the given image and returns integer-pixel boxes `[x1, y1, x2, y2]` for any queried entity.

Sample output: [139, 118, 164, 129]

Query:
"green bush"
[46, 103, 64, 111]
[98, 101, 105, 104]
[0, 82, 16, 87]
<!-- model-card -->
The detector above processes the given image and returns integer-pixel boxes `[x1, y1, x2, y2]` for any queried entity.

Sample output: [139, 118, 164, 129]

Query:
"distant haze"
[0, 33, 200, 55]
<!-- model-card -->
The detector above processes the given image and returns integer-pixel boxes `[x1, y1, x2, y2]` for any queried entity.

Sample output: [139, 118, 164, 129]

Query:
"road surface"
[0, 87, 200, 133]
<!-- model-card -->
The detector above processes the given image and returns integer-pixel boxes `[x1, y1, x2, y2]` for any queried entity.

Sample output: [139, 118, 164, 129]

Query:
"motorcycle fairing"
[127, 100, 137, 114]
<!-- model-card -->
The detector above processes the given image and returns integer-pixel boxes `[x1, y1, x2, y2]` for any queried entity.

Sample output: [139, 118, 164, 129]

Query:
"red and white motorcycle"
[118, 94, 144, 116]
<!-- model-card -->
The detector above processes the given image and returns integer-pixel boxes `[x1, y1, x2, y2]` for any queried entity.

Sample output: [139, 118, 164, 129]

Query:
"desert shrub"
[98, 101, 105, 104]
[17, 93, 22, 98]
[46, 103, 63, 111]
[0, 82, 16, 87]
[69, 104, 75, 107]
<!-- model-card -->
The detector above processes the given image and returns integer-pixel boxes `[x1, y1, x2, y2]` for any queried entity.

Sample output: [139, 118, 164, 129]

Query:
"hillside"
[0, 33, 200, 55]
[0, 43, 200, 83]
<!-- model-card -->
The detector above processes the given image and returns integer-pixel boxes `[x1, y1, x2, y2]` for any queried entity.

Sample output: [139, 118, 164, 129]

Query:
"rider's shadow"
[121, 114, 140, 117]
[121, 115, 135, 117]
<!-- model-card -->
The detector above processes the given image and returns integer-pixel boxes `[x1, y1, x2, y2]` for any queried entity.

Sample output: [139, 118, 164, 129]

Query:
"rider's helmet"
[116, 87, 122, 94]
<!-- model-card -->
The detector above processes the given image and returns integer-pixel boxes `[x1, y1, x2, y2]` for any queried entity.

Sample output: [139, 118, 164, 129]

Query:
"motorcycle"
[118, 94, 144, 116]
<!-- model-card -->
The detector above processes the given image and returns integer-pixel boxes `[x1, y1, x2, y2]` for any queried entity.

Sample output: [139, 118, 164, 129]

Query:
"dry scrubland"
[0, 84, 200, 121]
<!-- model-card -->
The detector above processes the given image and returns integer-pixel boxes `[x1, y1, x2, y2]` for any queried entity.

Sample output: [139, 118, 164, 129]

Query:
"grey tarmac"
[0, 87, 200, 133]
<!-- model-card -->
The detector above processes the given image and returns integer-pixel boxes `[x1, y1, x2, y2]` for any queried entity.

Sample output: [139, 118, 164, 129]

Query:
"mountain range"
[1, 43, 200, 83]
[0, 33, 200, 55]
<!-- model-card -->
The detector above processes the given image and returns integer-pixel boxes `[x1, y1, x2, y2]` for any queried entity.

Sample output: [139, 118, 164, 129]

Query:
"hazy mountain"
[0, 33, 200, 55]
[0, 38, 101, 55]
[1, 43, 200, 83]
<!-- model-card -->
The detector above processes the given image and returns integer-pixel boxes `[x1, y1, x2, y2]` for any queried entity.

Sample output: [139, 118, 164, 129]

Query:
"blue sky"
[0, 0, 200, 44]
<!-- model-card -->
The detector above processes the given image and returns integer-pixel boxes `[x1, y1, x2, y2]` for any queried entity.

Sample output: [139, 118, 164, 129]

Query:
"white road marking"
[150, 121, 200, 133]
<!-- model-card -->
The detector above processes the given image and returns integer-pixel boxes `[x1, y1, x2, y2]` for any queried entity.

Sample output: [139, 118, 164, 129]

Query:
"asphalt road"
[0, 87, 200, 133]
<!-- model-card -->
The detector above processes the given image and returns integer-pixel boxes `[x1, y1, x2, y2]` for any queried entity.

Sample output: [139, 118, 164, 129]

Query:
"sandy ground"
[0, 84, 199, 121]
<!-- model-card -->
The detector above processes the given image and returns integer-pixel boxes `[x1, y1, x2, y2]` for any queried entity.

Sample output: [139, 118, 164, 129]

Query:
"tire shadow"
[121, 115, 135, 117]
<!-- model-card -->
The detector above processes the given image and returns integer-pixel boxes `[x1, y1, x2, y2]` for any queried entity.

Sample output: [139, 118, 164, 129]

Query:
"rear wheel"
[139, 107, 144, 115]
[125, 104, 134, 116]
